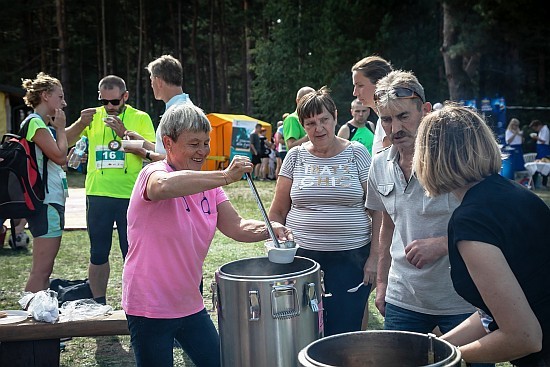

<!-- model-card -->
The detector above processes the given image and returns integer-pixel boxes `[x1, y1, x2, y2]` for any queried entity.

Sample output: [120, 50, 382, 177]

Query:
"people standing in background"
[269, 87, 376, 336]
[351, 55, 393, 155]
[125, 55, 192, 162]
[338, 99, 375, 154]
[414, 105, 550, 366]
[65, 75, 155, 305]
[367, 72, 489, 367]
[283, 86, 315, 150]
[274, 120, 285, 178]
[249, 123, 262, 179]
[259, 127, 270, 180]
[19, 72, 68, 292]
[529, 119, 550, 188]
[504, 118, 525, 173]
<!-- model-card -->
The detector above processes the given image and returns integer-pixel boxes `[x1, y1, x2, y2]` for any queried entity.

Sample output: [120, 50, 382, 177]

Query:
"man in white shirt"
[125, 55, 192, 162]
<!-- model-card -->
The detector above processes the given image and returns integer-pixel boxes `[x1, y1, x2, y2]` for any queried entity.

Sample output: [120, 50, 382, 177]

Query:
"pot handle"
[249, 290, 260, 321]
[305, 283, 320, 313]
[271, 285, 300, 319]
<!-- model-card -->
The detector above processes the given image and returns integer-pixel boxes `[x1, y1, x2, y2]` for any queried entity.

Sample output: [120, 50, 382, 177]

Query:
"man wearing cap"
[66, 75, 155, 305]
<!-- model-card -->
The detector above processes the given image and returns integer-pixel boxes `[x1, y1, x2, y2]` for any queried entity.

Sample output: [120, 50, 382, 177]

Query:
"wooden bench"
[0, 310, 129, 367]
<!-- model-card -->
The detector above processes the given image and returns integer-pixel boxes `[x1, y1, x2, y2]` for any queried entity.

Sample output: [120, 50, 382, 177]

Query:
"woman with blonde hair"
[414, 104, 550, 366]
[21, 72, 69, 292]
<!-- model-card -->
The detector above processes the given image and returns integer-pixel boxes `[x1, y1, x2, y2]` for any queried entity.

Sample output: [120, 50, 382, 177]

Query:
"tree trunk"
[55, 0, 71, 120]
[208, 0, 216, 111]
[218, 0, 228, 111]
[135, 0, 144, 109]
[101, 0, 107, 75]
[243, 0, 253, 114]
[191, 0, 201, 106]
[441, 1, 472, 101]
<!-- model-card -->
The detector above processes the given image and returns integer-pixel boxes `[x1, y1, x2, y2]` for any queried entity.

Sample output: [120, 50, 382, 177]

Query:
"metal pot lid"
[218, 256, 319, 280]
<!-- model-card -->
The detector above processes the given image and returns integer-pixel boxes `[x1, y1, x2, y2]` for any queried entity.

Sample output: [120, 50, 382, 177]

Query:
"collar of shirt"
[165, 93, 191, 111]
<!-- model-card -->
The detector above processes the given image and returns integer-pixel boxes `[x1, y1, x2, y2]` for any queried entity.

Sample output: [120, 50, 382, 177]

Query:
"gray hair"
[374, 70, 426, 112]
[159, 103, 211, 141]
[146, 55, 183, 87]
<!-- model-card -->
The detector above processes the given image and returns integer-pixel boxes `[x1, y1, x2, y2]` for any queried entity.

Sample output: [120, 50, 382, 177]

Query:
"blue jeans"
[385, 303, 494, 367]
[127, 308, 220, 367]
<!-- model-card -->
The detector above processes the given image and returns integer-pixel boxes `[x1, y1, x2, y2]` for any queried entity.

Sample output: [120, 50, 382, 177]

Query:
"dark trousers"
[127, 308, 220, 367]
[296, 244, 371, 336]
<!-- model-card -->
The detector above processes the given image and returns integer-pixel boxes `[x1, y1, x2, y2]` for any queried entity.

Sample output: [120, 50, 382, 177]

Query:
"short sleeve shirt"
[279, 142, 371, 251]
[283, 112, 306, 143]
[81, 105, 155, 199]
[155, 93, 192, 154]
[25, 115, 66, 206]
[366, 145, 475, 315]
[448, 174, 550, 366]
[123, 160, 229, 318]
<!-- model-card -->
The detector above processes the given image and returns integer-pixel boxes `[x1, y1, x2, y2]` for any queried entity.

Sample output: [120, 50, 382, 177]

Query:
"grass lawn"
[1, 171, 548, 366]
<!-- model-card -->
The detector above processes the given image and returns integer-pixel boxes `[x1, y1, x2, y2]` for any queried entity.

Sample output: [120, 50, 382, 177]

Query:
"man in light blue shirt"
[125, 55, 192, 161]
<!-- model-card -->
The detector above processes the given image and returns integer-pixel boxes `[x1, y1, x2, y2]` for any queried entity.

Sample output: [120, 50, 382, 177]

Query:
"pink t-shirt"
[122, 161, 228, 318]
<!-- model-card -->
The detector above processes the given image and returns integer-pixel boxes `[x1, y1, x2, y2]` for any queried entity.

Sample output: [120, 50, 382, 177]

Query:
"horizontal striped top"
[279, 142, 372, 251]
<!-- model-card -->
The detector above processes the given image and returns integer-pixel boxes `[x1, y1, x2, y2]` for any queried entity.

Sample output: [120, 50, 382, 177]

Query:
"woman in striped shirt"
[269, 86, 377, 336]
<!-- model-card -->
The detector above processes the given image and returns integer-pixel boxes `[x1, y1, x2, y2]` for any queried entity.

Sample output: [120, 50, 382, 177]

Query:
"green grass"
[2, 175, 548, 366]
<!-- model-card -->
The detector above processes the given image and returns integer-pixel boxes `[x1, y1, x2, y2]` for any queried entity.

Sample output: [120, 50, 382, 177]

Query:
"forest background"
[0, 0, 548, 129]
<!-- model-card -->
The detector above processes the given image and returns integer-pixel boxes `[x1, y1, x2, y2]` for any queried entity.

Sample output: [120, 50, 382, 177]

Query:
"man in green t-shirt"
[66, 75, 155, 304]
[337, 99, 375, 154]
[283, 86, 315, 150]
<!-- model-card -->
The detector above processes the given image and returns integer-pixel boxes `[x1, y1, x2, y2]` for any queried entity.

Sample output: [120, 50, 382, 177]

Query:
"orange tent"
[204, 113, 272, 171]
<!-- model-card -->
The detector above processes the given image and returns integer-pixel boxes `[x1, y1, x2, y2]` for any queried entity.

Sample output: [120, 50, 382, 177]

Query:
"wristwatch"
[145, 150, 151, 160]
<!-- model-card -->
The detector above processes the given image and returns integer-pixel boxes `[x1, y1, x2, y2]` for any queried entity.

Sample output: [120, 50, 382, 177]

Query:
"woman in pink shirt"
[122, 103, 292, 367]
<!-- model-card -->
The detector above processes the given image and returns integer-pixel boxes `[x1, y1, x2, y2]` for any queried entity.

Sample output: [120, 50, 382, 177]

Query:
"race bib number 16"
[95, 145, 125, 169]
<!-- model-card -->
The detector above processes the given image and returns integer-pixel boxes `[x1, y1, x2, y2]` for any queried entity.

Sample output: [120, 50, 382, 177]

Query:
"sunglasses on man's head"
[374, 87, 424, 103]
[98, 94, 125, 106]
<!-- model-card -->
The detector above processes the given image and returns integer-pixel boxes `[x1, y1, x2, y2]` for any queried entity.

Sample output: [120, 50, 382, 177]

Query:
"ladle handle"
[245, 173, 280, 247]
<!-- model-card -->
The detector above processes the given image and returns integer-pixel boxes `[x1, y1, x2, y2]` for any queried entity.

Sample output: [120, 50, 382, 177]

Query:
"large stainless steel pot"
[216, 256, 323, 367]
[298, 330, 462, 367]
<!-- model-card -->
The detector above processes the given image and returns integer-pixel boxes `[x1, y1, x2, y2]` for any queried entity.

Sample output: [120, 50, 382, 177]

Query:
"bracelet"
[145, 150, 151, 160]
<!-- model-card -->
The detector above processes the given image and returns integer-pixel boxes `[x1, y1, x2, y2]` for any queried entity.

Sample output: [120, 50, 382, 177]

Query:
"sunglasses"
[98, 94, 125, 106]
[374, 87, 424, 103]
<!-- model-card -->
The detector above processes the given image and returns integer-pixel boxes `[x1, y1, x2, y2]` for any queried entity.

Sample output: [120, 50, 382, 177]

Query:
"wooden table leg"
[0, 338, 60, 367]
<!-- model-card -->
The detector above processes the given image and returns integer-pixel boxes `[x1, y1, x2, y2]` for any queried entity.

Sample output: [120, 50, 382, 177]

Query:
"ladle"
[245, 173, 295, 249]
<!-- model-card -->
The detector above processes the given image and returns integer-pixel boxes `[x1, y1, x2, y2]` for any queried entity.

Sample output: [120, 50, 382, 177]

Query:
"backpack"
[0, 113, 49, 220]
[49, 278, 94, 306]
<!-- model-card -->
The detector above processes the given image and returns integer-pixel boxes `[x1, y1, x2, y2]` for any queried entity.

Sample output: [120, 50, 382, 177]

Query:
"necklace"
[104, 108, 126, 151]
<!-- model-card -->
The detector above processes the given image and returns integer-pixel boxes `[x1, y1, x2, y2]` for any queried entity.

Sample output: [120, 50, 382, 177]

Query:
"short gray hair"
[374, 70, 425, 112]
[159, 103, 211, 141]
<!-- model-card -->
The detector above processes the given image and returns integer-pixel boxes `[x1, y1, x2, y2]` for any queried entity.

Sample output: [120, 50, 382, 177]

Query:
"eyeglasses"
[201, 194, 211, 215]
[98, 94, 125, 106]
[182, 193, 211, 215]
[374, 87, 425, 103]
